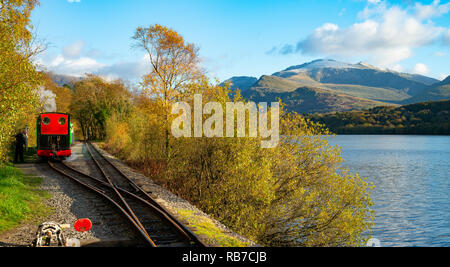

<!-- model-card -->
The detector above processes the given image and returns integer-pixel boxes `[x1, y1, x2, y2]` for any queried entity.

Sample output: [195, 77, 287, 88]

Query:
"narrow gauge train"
[37, 113, 74, 160]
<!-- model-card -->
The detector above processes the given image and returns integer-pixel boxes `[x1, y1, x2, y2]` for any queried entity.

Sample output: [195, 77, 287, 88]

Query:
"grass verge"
[0, 163, 51, 234]
[176, 209, 251, 247]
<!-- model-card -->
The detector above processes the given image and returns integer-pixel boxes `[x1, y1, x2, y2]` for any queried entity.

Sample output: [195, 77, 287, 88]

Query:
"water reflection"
[329, 135, 450, 247]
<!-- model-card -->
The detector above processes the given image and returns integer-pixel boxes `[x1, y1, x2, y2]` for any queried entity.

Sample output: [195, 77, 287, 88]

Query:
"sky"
[32, 0, 450, 83]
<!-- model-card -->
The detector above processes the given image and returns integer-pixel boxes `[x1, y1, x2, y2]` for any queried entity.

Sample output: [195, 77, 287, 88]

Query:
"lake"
[329, 135, 450, 247]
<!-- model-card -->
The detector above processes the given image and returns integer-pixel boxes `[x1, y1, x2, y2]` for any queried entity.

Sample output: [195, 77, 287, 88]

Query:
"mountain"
[220, 76, 257, 91]
[47, 72, 81, 88]
[272, 59, 436, 97]
[224, 59, 446, 114]
[396, 73, 439, 86]
[242, 76, 393, 114]
[406, 76, 450, 103]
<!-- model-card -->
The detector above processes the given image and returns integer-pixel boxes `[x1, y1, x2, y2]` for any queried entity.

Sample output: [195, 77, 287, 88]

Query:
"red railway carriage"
[37, 113, 72, 159]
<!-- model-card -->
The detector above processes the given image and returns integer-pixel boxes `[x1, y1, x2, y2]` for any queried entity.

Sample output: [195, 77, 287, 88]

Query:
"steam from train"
[38, 86, 57, 113]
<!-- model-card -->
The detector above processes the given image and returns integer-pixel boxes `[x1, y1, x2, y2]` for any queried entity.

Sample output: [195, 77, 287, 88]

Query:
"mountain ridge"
[220, 76, 257, 92]
[405, 75, 450, 104]
[224, 59, 448, 114]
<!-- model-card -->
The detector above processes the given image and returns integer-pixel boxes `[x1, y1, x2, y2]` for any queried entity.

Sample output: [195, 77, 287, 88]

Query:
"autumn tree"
[132, 24, 202, 158]
[164, 81, 374, 247]
[0, 0, 39, 42]
[0, 0, 42, 162]
[70, 75, 131, 141]
[105, 77, 374, 247]
[103, 24, 374, 247]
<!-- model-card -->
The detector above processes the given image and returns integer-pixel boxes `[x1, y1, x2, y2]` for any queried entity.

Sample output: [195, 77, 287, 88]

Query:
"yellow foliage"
[105, 79, 374, 247]
[103, 24, 374, 247]
[70, 75, 131, 140]
[133, 24, 202, 157]
[0, 0, 39, 43]
[0, 1, 42, 162]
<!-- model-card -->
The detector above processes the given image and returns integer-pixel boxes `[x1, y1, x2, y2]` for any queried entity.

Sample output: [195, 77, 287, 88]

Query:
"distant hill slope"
[224, 59, 446, 114]
[405, 76, 450, 104]
[220, 76, 257, 92]
[308, 100, 450, 135]
[242, 76, 392, 114]
[47, 72, 81, 88]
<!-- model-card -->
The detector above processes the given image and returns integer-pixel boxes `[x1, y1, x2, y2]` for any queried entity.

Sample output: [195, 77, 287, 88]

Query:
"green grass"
[0, 163, 51, 234]
[176, 209, 251, 247]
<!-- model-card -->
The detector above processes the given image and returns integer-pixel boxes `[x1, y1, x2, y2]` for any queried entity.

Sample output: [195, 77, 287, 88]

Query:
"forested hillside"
[308, 100, 450, 135]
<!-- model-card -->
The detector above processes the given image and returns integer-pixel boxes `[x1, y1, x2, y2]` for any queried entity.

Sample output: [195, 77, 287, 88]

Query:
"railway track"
[47, 142, 206, 247]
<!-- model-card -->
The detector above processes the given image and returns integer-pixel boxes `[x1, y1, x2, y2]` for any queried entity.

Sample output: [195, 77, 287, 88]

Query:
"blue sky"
[32, 0, 450, 82]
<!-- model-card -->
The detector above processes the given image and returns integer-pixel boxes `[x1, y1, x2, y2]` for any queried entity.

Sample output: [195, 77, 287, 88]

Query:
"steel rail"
[84, 143, 155, 243]
[86, 142, 208, 247]
[59, 161, 202, 246]
[47, 161, 156, 247]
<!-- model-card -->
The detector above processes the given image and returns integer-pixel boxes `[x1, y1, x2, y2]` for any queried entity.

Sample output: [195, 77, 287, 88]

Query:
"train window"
[58, 117, 67, 125]
[42, 117, 51, 125]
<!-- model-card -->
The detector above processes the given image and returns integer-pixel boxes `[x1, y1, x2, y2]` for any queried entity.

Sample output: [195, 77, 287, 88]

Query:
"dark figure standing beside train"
[14, 130, 27, 163]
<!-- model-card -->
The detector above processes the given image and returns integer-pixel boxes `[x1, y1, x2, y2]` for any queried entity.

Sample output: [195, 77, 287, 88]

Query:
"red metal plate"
[41, 114, 69, 135]
[37, 150, 72, 157]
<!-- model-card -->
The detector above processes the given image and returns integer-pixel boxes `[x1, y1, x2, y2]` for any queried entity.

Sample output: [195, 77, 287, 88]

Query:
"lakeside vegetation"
[69, 25, 374, 247]
[308, 100, 450, 135]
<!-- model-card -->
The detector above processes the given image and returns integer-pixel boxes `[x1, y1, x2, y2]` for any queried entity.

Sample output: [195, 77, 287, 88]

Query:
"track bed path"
[1, 143, 255, 247]
[90, 143, 256, 247]
[0, 144, 139, 247]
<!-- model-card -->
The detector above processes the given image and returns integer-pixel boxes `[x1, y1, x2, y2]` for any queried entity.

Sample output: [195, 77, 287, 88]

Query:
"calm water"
[329, 135, 450, 247]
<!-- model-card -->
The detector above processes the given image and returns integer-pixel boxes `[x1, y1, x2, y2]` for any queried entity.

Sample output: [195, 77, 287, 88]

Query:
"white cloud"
[48, 56, 105, 77]
[68, 0, 81, 3]
[389, 64, 404, 72]
[284, 2, 450, 69]
[38, 42, 150, 81]
[63, 41, 85, 59]
[434, 51, 446, 57]
[444, 29, 450, 46]
[38, 41, 106, 77]
[412, 63, 430, 75]
[95, 56, 151, 81]
[414, 0, 450, 20]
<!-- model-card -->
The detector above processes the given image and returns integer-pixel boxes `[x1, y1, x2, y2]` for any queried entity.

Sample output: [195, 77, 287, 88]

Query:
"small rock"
[141, 185, 153, 193]
[135, 180, 146, 187]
